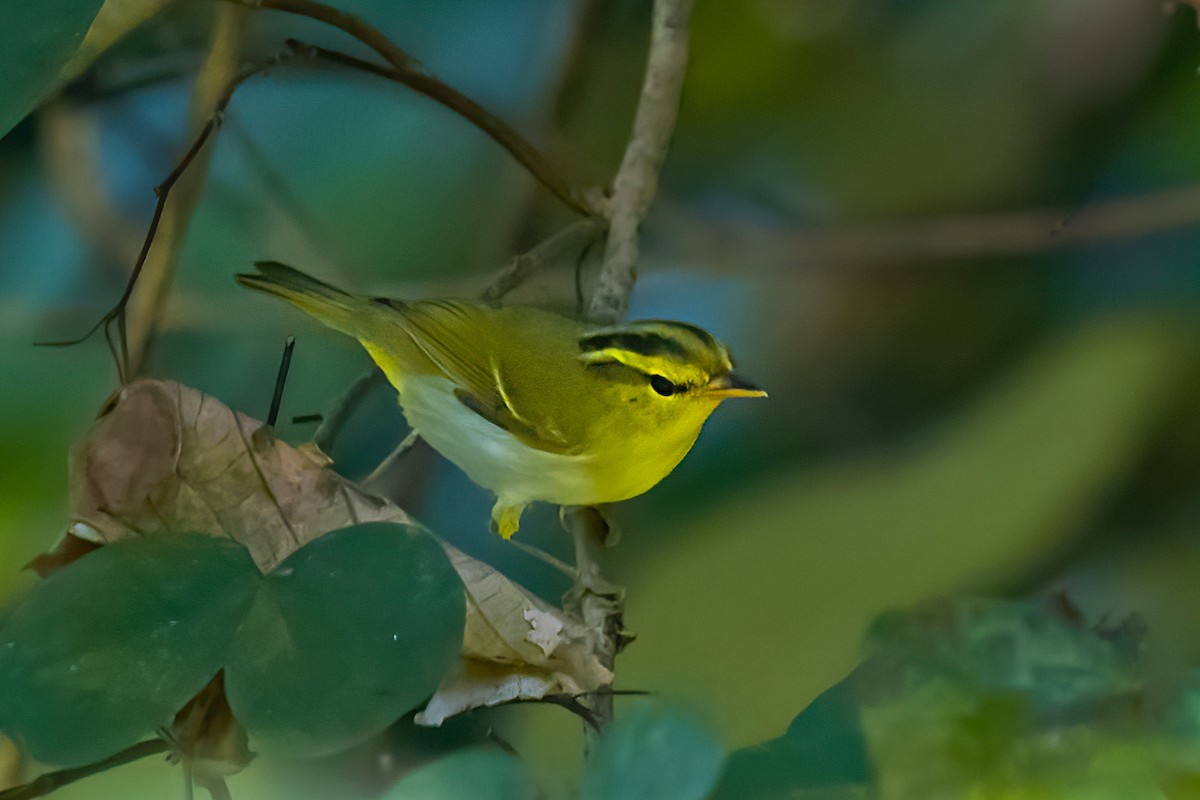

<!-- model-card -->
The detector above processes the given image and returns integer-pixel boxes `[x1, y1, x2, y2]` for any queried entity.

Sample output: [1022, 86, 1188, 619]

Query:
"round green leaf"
[0, 534, 260, 766]
[224, 522, 465, 756]
[384, 749, 535, 800]
[0, 0, 106, 139]
[582, 704, 725, 800]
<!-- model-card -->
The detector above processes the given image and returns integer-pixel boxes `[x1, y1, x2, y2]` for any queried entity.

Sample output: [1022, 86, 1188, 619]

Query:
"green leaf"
[581, 704, 725, 800]
[224, 522, 465, 756]
[713, 681, 871, 799]
[0, 534, 259, 766]
[384, 749, 535, 800]
[0, 0, 106, 139]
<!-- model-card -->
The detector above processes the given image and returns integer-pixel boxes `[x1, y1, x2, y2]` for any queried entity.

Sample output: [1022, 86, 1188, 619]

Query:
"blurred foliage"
[714, 597, 1200, 799]
[2, 0, 1200, 797]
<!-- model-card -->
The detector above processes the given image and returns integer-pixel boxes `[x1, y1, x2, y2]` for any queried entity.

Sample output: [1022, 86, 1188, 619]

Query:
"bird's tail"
[236, 261, 368, 337]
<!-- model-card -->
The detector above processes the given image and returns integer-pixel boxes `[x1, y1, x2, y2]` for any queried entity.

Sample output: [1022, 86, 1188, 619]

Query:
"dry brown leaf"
[417, 549, 613, 727]
[24, 532, 101, 577]
[168, 671, 251, 791]
[69, 379, 404, 572]
[416, 659, 600, 727]
[57, 378, 609, 724]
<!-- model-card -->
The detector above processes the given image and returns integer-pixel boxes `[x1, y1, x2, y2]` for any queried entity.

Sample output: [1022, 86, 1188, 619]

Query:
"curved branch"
[0, 739, 170, 800]
[481, 218, 604, 304]
[221, 0, 596, 217]
[36, 49, 293, 379]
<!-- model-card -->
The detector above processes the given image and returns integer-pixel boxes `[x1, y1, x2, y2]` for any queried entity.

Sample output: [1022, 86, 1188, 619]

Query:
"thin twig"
[122, 6, 247, 376]
[587, 0, 694, 324]
[360, 429, 420, 488]
[0, 739, 171, 800]
[506, 537, 575, 577]
[312, 366, 385, 452]
[36, 46, 296, 379]
[219, 0, 596, 217]
[481, 218, 605, 304]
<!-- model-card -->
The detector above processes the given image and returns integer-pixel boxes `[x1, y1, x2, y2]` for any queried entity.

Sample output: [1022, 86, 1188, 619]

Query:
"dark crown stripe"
[642, 320, 719, 350]
[579, 331, 688, 358]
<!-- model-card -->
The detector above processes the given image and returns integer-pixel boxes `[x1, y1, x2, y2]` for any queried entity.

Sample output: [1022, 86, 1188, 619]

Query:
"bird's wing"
[391, 300, 580, 456]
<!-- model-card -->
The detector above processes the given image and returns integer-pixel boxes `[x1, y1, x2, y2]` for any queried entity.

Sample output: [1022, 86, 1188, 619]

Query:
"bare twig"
[0, 739, 171, 800]
[587, 0, 694, 324]
[563, 507, 630, 738]
[481, 218, 605, 304]
[220, 0, 596, 217]
[123, 5, 247, 376]
[360, 429, 420, 488]
[37, 42, 292, 380]
[312, 367, 385, 453]
[559, 0, 695, 739]
[44, 8, 598, 380]
[506, 537, 575, 577]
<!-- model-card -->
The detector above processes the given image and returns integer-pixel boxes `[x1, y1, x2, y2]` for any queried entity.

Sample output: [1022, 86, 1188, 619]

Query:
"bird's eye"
[650, 375, 676, 396]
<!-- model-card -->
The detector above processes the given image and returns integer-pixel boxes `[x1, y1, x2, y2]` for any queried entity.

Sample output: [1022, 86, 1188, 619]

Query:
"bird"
[236, 261, 766, 539]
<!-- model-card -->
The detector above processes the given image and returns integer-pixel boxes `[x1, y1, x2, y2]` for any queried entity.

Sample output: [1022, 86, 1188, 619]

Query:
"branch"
[0, 739, 170, 800]
[586, 0, 694, 324]
[36, 45, 292, 380]
[221, 0, 596, 217]
[560, 0, 695, 739]
[563, 507, 630, 739]
[312, 367, 385, 453]
[481, 218, 604, 304]
[122, 5, 248, 377]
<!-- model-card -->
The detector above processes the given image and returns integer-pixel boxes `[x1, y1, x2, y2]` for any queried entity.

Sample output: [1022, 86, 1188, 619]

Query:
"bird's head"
[577, 320, 766, 409]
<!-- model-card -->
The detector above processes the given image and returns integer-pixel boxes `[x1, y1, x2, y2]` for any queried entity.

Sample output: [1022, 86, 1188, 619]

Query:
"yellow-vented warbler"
[237, 261, 765, 538]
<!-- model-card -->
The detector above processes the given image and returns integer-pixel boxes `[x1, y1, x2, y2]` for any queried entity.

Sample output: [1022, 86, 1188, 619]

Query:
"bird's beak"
[705, 372, 767, 399]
